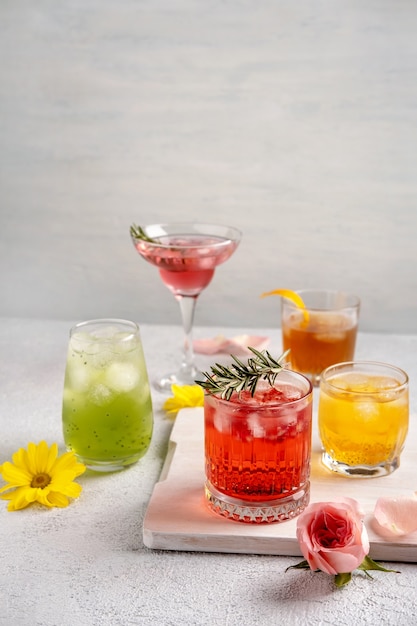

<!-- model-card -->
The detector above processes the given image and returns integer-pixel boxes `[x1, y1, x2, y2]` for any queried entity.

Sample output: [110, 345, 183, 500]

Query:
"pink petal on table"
[192, 336, 230, 354]
[226, 335, 270, 354]
[374, 494, 417, 536]
[193, 335, 270, 355]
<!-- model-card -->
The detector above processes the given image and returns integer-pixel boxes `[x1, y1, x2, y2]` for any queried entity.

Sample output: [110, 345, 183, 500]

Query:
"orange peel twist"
[261, 289, 309, 323]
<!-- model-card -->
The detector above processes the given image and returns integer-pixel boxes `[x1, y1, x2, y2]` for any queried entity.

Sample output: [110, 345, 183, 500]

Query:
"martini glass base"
[154, 366, 204, 393]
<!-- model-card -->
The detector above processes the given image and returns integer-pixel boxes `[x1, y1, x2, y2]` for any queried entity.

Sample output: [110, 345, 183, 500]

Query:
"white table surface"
[1, 318, 417, 626]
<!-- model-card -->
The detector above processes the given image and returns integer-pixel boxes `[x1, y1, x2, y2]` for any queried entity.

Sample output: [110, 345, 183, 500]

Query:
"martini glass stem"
[176, 294, 199, 381]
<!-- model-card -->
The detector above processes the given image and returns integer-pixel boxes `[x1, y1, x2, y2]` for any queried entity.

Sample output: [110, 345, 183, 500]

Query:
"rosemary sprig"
[130, 223, 157, 243]
[196, 347, 290, 400]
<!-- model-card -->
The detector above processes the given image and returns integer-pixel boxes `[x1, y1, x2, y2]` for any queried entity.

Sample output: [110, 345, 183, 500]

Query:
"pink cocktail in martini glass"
[130, 222, 241, 391]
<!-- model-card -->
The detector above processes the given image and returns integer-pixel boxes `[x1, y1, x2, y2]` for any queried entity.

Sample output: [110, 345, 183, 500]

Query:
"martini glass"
[130, 222, 241, 392]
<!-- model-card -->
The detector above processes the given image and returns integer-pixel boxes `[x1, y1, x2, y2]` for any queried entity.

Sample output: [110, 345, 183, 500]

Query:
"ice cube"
[313, 332, 346, 343]
[71, 332, 113, 368]
[93, 325, 120, 340]
[275, 410, 297, 437]
[213, 412, 226, 434]
[357, 401, 379, 421]
[310, 311, 353, 340]
[67, 363, 93, 392]
[137, 381, 151, 403]
[113, 332, 139, 354]
[371, 376, 399, 391]
[288, 310, 305, 326]
[89, 383, 113, 406]
[277, 409, 297, 428]
[105, 362, 140, 393]
[247, 413, 266, 439]
[280, 385, 302, 402]
[84, 343, 114, 369]
[71, 332, 95, 354]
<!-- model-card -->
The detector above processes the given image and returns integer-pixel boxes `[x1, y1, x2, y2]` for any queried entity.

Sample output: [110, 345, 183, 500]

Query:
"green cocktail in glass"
[62, 319, 153, 472]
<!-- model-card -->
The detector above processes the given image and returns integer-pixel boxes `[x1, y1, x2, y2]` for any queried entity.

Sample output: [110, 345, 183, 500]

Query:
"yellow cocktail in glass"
[318, 361, 409, 477]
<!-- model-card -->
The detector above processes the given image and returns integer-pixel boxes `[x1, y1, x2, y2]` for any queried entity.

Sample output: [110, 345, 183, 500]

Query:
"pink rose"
[296, 498, 370, 575]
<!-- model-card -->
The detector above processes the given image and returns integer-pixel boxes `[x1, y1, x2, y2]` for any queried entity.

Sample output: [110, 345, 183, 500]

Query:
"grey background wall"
[1, 1, 416, 333]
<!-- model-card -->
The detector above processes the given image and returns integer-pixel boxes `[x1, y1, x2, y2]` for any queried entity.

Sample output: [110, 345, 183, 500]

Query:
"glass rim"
[204, 368, 313, 408]
[320, 360, 409, 392]
[70, 318, 140, 341]
[132, 222, 242, 248]
[282, 289, 360, 311]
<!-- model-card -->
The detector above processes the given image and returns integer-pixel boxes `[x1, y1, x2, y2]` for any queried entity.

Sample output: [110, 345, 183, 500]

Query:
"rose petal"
[193, 336, 230, 355]
[193, 335, 270, 355]
[374, 495, 417, 536]
[228, 335, 270, 354]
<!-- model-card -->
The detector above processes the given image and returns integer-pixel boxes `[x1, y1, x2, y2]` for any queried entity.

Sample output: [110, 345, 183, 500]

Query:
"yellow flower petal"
[31, 441, 58, 475]
[45, 491, 70, 508]
[163, 384, 204, 416]
[43, 442, 59, 474]
[0, 462, 32, 488]
[11, 448, 32, 476]
[3, 486, 34, 511]
[26, 442, 40, 474]
[51, 482, 82, 499]
[24, 488, 39, 505]
[4, 497, 24, 512]
[51, 451, 86, 479]
[30, 488, 53, 508]
[50, 472, 82, 490]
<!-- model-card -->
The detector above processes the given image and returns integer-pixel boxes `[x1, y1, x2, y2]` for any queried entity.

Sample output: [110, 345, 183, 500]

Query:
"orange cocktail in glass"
[281, 290, 360, 385]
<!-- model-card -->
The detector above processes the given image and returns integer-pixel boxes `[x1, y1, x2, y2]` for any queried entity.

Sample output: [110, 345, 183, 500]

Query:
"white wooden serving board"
[143, 408, 417, 562]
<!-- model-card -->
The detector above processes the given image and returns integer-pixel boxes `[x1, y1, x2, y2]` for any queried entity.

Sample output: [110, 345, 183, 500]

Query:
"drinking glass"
[281, 289, 360, 385]
[204, 370, 313, 523]
[319, 361, 409, 477]
[130, 222, 241, 391]
[62, 319, 153, 472]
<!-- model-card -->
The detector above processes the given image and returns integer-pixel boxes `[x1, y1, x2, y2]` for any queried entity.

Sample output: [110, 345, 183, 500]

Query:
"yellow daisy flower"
[163, 384, 204, 417]
[0, 441, 86, 511]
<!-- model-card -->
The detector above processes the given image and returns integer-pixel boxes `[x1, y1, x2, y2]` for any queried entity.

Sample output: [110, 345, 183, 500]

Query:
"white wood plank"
[143, 407, 417, 561]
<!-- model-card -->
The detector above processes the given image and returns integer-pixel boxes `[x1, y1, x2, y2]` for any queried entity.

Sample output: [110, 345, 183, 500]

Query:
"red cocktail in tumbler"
[203, 366, 313, 524]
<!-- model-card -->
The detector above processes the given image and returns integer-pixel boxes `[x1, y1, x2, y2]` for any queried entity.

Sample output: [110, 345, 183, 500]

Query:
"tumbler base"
[321, 451, 400, 478]
[73, 453, 142, 473]
[205, 481, 310, 524]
